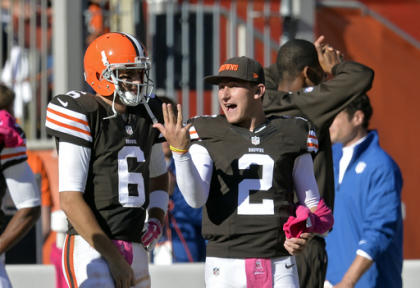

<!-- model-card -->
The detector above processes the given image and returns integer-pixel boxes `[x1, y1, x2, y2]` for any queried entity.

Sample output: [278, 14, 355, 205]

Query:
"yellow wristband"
[169, 145, 188, 154]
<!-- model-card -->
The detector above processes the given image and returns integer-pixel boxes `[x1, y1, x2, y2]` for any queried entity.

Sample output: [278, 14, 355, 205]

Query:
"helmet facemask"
[100, 51, 157, 122]
[101, 53, 154, 106]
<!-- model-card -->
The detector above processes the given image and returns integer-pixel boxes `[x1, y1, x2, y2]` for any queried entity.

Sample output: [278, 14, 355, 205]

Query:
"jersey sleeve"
[188, 124, 200, 142]
[188, 115, 227, 143]
[45, 93, 93, 148]
[187, 117, 201, 143]
[0, 110, 27, 171]
[306, 126, 319, 154]
[289, 116, 319, 155]
[293, 61, 374, 129]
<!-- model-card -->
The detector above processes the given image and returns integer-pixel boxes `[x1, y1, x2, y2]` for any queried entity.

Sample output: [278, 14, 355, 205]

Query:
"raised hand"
[153, 103, 192, 153]
[314, 35, 343, 75]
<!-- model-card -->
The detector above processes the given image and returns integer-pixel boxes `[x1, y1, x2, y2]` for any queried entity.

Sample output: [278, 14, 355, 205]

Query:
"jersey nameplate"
[248, 147, 264, 153]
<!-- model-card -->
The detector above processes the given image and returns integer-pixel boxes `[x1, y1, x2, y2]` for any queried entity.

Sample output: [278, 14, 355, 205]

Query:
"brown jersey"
[46, 91, 164, 242]
[263, 61, 374, 210]
[189, 115, 318, 258]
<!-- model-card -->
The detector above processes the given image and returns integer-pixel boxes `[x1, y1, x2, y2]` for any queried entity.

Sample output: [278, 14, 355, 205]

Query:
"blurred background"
[0, 0, 419, 284]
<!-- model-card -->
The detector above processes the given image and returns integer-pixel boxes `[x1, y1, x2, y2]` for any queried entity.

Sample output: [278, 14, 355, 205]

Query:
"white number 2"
[118, 146, 146, 207]
[237, 154, 274, 215]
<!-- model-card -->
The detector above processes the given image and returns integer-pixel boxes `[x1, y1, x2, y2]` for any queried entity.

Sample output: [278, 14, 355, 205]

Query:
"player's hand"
[107, 254, 135, 288]
[314, 35, 343, 75]
[283, 232, 312, 255]
[141, 218, 162, 251]
[153, 103, 192, 153]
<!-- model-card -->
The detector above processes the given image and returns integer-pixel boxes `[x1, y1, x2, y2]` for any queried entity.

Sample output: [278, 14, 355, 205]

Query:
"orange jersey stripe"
[69, 235, 78, 288]
[63, 236, 72, 287]
[64, 235, 78, 288]
[0, 151, 26, 160]
[47, 107, 89, 126]
[46, 116, 91, 136]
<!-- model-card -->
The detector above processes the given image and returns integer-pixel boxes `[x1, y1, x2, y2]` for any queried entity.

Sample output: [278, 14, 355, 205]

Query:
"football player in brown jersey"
[46, 32, 168, 288]
[154, 56, 333, 288]
[263, 36, 374, 288]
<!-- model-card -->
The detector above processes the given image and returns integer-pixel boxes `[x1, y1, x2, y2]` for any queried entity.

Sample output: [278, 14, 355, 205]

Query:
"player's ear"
[352, 110, 364, 127]
[304, 66, 322, 85]
[254, 84, 265, 100]
[302, 66, 309, 77]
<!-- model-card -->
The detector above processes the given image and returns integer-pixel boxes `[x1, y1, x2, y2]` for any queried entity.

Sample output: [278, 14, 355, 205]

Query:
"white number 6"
[118, 146, 146, 207]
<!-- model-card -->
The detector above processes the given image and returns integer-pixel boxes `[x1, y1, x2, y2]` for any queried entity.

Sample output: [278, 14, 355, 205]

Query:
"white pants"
[0, 255, 12, 288]
[62, 235, 150, 288]
[205, 256, 299, 288]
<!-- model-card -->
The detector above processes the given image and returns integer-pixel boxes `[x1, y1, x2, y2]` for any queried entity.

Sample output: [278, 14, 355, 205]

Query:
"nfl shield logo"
[251, 136, 260, 145]
[125, 125, 134, 135]
[255, 259, 263, 270]
[213, 267, 220, 276]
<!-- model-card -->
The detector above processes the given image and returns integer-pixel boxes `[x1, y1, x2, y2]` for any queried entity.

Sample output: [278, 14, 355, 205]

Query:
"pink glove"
[283, 198, 334, 239]
[0, 110, 24, 147]
[141, 218, 162, 251]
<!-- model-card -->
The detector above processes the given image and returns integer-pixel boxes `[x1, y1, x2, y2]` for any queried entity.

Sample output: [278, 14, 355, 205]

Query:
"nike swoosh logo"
[285, 263, 295, 269]
[57, 98, 68, 107]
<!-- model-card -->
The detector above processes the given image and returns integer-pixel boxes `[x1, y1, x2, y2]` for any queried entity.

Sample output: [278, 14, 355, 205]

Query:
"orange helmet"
[83, 32, 153, 106]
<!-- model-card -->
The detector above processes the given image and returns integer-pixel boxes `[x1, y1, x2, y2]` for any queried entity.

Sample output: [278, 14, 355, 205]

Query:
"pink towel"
[245, 258, 273, 288]
[0, 110, 24, 147]
[50, 243, 68, 288]
[112, 240, 134, 265]
[283, 198, 334, 238]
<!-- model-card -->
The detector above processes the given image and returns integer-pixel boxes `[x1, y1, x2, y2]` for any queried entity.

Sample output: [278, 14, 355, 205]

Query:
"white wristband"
[148, 190, 169, 213]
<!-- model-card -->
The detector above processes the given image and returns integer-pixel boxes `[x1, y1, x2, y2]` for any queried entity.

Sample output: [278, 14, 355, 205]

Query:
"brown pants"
[295, 236, 327, 288]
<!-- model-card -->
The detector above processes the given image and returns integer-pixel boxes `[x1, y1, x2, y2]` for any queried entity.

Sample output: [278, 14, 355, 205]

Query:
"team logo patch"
[355, 162, 366, 174]
[251, 136, 260, 145]
[304, 86, 314, 93]
[57, 97, 69, 107]
[213, 267, 220, 276]
[125, 125, 134, 135]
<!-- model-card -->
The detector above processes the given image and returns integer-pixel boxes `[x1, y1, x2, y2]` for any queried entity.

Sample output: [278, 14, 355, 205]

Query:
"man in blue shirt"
[325, 94, 403, 288]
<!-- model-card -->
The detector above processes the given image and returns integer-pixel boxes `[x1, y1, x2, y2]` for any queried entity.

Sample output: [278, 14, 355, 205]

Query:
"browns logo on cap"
[204, 56, 265, 85]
